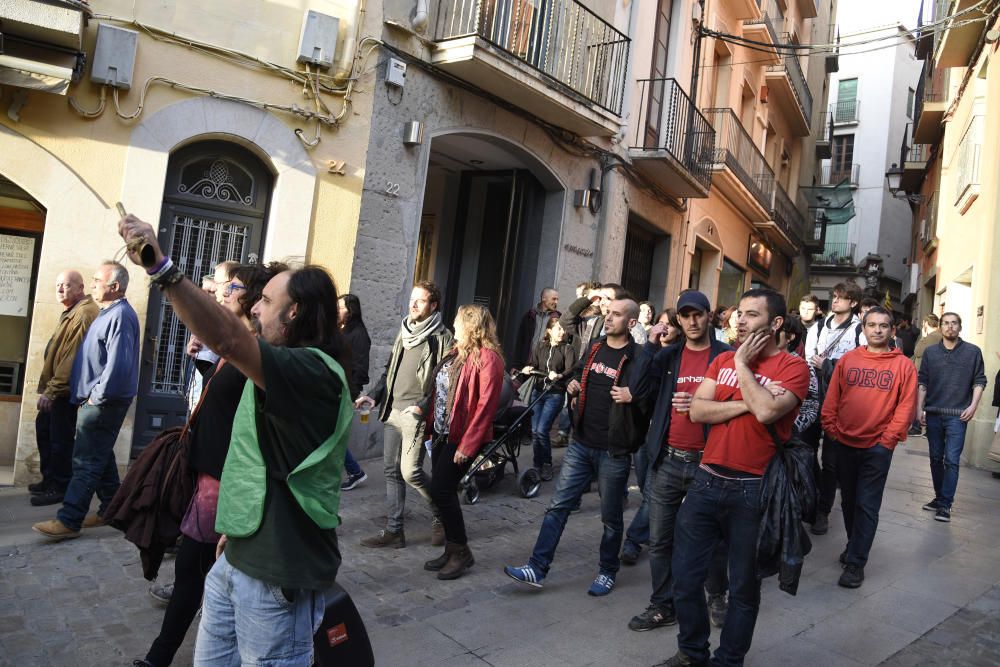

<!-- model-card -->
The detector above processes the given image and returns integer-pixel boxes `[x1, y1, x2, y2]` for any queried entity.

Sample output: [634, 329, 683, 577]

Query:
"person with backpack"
[808, 282, 864, 536]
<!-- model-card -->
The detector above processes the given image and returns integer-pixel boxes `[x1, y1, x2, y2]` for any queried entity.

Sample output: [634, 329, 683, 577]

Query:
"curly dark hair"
[233, 261, 289, 320]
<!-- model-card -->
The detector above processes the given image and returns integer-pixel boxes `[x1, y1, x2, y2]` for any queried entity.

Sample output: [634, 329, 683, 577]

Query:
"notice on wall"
[0, 234, 35, 317]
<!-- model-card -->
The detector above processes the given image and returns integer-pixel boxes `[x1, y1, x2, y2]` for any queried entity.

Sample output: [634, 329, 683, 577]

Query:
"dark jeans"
[673, 468, 762, 666]
[146, 536, 218, 666]
[530, 389, 564, 468]
[647, 455, 728, 611]
[34, 397, 78, 490]
[624, 446, 651, 549]
[344, 448, 362, 476]
[58, 402, 130, 531]
[528, 441, 631, 576]
[926, 413, 968, 509]
[834, 441, 893, 567]
[429, 439, 472, 545]
[817, 431, 839, 516]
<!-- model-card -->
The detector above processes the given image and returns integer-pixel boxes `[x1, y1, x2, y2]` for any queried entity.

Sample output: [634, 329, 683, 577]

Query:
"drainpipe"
[412, 0, 429, 33]
[690, 0, 706, 103]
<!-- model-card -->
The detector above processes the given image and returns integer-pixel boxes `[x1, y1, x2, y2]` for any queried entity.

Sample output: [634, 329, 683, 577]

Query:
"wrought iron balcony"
[821, 163, 860, 187]
[833, 98, 859, 124]
[703, 108, 775, 220]
[744, 0, 782, 63]
[433, 0, 629, 136]
[815, 110, 833, 159]
[771, 184, 807, 251]
[765, 53, 813, 135]
[811, 242, 857, 267]
[0, 0, 87, 95]
[629, 78, 716, 197]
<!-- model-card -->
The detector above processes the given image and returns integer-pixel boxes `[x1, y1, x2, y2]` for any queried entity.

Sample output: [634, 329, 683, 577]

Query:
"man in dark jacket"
[515, 287, 560, 366]
[505, 299, 653, 596]
[626, 291, 732, 633]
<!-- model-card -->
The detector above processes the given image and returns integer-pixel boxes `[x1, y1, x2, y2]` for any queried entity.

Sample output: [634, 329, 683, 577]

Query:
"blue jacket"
[70, 299, 140, 405]
[644, 337, 732, 467]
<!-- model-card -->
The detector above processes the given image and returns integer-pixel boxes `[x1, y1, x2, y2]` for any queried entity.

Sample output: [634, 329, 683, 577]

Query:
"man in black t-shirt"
[505, 299, 653, 596]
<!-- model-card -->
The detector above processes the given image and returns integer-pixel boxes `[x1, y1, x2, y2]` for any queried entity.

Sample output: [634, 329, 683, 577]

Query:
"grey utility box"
[91, 23, 138, 89]
[296, 10, 339, 69]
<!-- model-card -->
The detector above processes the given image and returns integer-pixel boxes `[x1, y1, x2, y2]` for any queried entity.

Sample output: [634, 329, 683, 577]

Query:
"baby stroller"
[459, 371, 562, 505]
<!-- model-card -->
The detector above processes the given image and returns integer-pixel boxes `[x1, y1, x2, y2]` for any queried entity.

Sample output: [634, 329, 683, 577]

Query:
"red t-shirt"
[667, 347, 712, 451]
[701, 351, 810, 474]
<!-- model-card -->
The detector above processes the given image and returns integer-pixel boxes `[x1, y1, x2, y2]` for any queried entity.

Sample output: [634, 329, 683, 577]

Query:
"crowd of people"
[22, 211, 992, 666]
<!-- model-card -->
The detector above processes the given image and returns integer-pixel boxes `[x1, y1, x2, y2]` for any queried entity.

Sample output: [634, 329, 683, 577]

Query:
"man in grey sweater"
[917, 312, 987, 522]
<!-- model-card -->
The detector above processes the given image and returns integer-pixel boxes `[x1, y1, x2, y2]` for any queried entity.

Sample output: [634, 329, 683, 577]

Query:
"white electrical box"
[386, 58, 407, 87]
[297, 10, 340, 69]
[91, 24, 138, 89]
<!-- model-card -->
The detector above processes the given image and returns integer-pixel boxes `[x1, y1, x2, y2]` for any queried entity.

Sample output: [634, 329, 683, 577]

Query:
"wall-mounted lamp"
[574, 168, 602, 213]
[885, 163, 926, 203]
[402, 121, 423, 146]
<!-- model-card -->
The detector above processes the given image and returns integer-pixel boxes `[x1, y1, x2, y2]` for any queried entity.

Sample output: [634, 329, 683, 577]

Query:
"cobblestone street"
[2, 436, 1000, 666]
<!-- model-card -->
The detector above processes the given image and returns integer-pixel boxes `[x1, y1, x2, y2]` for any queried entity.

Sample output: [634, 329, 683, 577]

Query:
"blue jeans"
[530, 389, 564, 468]
[646, 455, 728, 611]
[926, 413, 968, 509]
[528, 441, 631, 576]
[57, 402, 129, 531]
[344, 448, 362, 476]
[624, 446, 651, 549]
[194, 552, 326, 666]
[835, 441, 893, 567]
[673, 468, 762, 666]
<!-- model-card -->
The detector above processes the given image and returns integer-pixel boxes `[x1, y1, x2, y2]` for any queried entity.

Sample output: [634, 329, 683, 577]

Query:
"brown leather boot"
[360, 529, 405, 548]
[430, 518, 445, 547]
[437, 542, 474, 580]
[424, 545, 450, 571]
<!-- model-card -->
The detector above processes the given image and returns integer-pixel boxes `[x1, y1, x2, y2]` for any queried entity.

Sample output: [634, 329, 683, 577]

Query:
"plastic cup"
[359, 407, 370, 424]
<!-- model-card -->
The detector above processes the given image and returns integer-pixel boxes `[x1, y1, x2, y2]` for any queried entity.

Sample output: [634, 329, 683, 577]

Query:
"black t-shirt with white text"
[578, 344, 627, 449]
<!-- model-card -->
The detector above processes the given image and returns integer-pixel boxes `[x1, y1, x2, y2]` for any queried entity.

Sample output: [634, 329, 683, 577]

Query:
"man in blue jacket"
[627, 291, 732, 633]
[34, 261, 140, 540]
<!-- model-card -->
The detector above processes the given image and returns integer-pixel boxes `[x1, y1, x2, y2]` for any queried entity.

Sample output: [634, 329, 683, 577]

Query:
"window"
[835, 78, 858, 123]
[906, 87, 915, 119]
[717, 259, 746, 311]
[831, 134, 855, 182]
[622, 215, 671, 302]
[643, 0, 674, 148]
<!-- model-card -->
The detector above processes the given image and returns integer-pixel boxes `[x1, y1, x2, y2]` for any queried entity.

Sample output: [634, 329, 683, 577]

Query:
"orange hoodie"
[821, 346, 918, 450]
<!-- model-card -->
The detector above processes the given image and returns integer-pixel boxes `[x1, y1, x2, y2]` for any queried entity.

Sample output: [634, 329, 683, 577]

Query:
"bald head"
[56, 270, 85, 308]
[540, 287, 559, 313]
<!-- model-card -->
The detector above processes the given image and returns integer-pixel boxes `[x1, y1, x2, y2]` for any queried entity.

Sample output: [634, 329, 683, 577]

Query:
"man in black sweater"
[917, 312, 987, 522]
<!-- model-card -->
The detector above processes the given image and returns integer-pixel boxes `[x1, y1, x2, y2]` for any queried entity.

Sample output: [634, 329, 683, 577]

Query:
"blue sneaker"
[504, 564, 545, 588]
[587, 572, 615, 596]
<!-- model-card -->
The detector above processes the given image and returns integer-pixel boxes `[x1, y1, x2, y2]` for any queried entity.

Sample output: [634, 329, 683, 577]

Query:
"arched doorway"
[131, 140, 273, 457]
[413, 132, 565, 365]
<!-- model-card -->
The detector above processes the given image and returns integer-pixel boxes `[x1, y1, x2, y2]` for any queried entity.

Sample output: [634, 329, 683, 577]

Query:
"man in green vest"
[118, 214, 352, 667]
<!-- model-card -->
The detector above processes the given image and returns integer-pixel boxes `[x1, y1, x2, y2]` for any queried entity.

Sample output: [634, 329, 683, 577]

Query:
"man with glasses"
[917, 312, 987, 522]
[33, 261, 140, 540]
[356, 281, 453, 548]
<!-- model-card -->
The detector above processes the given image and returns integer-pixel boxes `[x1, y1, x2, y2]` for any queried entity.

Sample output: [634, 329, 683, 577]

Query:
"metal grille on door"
[150, 214, 249, 394]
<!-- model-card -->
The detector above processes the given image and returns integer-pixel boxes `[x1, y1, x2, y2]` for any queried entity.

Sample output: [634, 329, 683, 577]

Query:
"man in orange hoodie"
[821, 306, 917, 589]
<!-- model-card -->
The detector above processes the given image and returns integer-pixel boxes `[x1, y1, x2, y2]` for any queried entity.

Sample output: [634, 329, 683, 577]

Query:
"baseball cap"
[676, 291, 711, 313]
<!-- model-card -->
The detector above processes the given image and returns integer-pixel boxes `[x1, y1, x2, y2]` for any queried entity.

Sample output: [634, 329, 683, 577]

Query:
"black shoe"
[992, 471, 1000, 479]
[620, 541, 640, 566]
[908, 426, 922, 436]
[810, 513, 829, 535]
[922, 499, 942, 512]
[707, 593, 728, 628]
[628, 604, 676, 632]
[340, 470, 368, 491]
[838, 563, 864, 588]
[540, 463, 553, 481]
[655, 650, 709, 667]
[28, 480, 48, 494]
[839, 549, 848, 567]
[935, 507, 951, 522]
[29, 489, 64, 506]
[133, 660, 155, 667]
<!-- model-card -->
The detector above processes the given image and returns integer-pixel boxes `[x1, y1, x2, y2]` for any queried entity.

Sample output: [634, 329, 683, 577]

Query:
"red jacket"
[426, 348, 505, 459]
[821, 346, 917, 450]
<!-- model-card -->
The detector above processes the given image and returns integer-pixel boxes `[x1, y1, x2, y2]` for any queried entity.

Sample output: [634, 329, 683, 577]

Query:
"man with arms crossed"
[664, 289, 809, 667]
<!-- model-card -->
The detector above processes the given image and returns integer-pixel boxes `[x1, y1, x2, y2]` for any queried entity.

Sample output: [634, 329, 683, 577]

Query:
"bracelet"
[148, 256, 174, 281]
[146, 255, 170, 276]
[152, 264, 185, 290]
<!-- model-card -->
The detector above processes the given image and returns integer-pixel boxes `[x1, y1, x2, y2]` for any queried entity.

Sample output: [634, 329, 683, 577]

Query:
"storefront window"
[717, 258, 746, 310]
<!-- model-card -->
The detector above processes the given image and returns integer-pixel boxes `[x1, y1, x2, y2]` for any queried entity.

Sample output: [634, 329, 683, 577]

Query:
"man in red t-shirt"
[625, 290, 733, 634]
[821, 306, 917, 589]
[663, 289, 809, 667]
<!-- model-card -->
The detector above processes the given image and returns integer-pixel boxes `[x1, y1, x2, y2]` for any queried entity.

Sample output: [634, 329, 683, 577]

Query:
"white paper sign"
[0, 234, 35, 317]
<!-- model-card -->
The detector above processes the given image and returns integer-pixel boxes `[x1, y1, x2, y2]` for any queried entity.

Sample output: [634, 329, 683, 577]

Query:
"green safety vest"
[215, 348, 352, 537]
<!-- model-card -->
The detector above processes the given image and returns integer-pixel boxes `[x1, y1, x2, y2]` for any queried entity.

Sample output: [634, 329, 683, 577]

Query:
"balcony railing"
[821, 163, 860, 185]
[703, 108, 775, 212]
[745, 0, 783, 43]
[772, 184, 807, 245]
[767, 53, 813, 129]
[811, 242, 857, 266]
[833, 98, 859, 123]
[631, 78, 716, 192]
[436, 0, 630, 115]
[955, 115, 983, 206]
[905, 143, 930, 163]
[920, 191, 939, 250]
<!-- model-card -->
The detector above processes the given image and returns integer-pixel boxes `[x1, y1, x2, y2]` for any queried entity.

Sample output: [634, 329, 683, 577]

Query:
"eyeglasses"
[223, 283, 246, 297]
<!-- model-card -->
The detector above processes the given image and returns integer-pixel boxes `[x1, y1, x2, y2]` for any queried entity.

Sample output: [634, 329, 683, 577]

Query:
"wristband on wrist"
[151, 260, 185, 290]
[146, 255, 170, 276]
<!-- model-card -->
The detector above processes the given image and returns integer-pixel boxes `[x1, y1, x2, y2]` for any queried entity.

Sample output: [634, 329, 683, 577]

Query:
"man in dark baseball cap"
[626, 290, 733, 633]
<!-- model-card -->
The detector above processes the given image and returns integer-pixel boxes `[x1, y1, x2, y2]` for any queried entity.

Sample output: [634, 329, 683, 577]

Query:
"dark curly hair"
[233, 261, 289, 320]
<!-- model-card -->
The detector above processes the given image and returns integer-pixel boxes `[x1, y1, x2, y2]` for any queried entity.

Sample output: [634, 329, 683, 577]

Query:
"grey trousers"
[382, 408, 437, 532]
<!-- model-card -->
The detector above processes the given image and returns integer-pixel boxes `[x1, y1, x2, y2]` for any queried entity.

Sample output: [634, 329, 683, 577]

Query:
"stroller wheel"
[518, 468, 541, 499]
[462, 481, 480, 505]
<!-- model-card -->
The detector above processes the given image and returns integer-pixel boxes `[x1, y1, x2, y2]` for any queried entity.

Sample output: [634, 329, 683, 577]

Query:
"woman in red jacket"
[418, 304, 504, 580]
